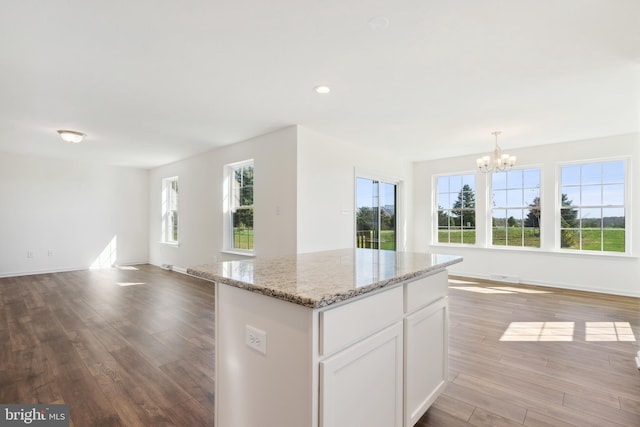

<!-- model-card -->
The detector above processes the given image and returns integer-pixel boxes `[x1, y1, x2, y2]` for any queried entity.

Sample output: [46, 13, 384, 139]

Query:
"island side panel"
[216, 283, 316, 427]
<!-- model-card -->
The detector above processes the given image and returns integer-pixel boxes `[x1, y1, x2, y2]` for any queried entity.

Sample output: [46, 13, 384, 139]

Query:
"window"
[161, 176, 179, 243]
[491, 168, 541, 248]
[228, 160, 254, 251]
[559, 160, 626, 253]
[356, 177, 396, 250]
[436, 174, 476, 244]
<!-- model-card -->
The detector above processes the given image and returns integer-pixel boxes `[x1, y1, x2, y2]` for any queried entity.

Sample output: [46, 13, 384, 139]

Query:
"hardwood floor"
[419, 277, 640, 427]
[0, 265, 215, 426]
[1, 266, 638, 426]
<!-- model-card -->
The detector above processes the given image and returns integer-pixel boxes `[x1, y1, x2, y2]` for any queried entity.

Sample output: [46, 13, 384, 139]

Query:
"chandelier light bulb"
[476, 131, 516, 173]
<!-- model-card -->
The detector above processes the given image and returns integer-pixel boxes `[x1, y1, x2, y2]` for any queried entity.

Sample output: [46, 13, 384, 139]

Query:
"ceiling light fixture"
[476, 131, 516, 173]
[368, 16, 389, 30]
[314, 85, 331, 94]
[57, 129, 85, 144]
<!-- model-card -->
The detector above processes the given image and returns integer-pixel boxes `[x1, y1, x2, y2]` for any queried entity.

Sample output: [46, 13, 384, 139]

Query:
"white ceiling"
[1, 0, 638, 169]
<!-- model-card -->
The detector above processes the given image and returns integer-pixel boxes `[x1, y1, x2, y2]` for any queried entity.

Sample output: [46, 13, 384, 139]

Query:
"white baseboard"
[172, 266, 188, 275]
[148, 262, 189, 276]
[0, 265, 86, 278]
[0, 260, 150, 279]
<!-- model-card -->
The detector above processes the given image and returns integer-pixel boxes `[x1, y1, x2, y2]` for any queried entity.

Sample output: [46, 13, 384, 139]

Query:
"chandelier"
[476, 131, 516, 173]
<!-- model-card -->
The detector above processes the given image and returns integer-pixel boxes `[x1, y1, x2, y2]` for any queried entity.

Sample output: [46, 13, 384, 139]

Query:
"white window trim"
[161, 176, 179, 245]
[555, 157, 631, 255]
[429, 158, 633, 257]
[488, 167, 543, 250]
[354, 168, 404, 251]
[223, 159, 254, 254]
[433, 171, 478, 246]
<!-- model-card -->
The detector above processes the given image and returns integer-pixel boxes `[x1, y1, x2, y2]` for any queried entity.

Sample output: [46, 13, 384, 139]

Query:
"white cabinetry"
[404, 297, 448, 426]
[215, 269, 449, 427]
[402, 270, 449, 426]
[320, 323, 403, 427]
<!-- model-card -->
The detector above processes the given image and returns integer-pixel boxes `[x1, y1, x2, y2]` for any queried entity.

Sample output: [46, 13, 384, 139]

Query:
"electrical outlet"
[245, 325, 267, 355]
[26, 250, 33, 259]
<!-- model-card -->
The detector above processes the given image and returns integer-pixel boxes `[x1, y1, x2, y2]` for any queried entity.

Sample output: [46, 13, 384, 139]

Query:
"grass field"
[236, 226, 624, 253]
[234, 228, 254, 250]
[437, 229, 476, 244]
[492, 228, 540, 247]
[561, 228, 625, 252]
[438, 227, 625, 252]
[356, 230, 396, 250]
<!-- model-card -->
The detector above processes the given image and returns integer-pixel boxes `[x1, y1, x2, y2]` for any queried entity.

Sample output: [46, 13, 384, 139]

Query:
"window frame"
[490, 167, 542, 249]
[434, 172, 477, 246]
[161, 176, 179, 245]
[224, 159, 255, 254]
[355, 176, 398, 251]
[557, 158, 629, 255]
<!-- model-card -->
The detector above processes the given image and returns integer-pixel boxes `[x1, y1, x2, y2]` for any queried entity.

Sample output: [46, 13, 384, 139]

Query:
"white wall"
[296, 126, 414, 253]
[0, 151, 149, 276]
[148, 127, 298, 271]
[413, 133, 640, 297]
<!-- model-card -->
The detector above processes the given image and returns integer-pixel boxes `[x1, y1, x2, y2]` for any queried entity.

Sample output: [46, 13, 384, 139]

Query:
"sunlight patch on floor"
[116, 265, 139, 271]
[586, 322, 636, 342]
[449, 279, 482, 285]
[500, 321, 637, 342]
[450, 286, 515, 294]
[116, 282, 146, 287]
[450, 285, 553, 295]
[490, 286, 551, 294]
[500, 322, 574, 342]
[449, 279, 553, 295]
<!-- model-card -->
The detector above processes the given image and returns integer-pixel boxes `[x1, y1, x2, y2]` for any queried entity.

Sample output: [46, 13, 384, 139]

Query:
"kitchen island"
[188, 249, 462, 427]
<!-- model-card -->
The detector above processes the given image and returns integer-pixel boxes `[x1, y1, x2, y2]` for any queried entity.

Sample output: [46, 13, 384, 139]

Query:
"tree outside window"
[560, 161, 625, 253]
[491, 168, 541, 248]
[437, 174, 476, 244]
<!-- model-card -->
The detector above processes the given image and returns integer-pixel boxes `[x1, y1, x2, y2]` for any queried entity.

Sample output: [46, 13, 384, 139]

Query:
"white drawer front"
[319, 286, 403, 356]
[405, 270, 448, 313]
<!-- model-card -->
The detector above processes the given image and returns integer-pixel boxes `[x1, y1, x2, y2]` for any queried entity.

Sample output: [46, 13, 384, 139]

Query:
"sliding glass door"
[356, 177, 396, 250]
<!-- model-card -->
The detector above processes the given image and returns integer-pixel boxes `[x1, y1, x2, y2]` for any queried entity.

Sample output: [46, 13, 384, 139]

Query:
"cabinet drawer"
[319, 286, 403, 356]
[405, 270, 448, 313]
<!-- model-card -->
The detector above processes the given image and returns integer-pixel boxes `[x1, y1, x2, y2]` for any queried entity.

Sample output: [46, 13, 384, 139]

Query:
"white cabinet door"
[320, 322, 403, 427]
[404, 297, 448, 427]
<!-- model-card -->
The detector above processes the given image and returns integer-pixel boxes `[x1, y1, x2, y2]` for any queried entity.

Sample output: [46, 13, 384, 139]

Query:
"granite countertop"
[187, 248, 462, 308]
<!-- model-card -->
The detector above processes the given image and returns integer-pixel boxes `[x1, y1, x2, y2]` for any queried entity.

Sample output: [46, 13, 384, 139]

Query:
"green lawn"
[379, 230, 395, 250]
[356, 230, 396, 250]
[492, 227, 540, 247]
[234, 228, 254, 250]
[437, 229, 476, 244]
[562, 228, 625, 252]
[438, 227, 625, 252]
[236, 226, 624, 253]
[437, 226, 624, 252]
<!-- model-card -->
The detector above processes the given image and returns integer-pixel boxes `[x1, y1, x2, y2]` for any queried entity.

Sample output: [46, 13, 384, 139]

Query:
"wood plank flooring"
[419, 276, 640, 427]
[1, 266, 638, 426]
[0, 265, 215, 426]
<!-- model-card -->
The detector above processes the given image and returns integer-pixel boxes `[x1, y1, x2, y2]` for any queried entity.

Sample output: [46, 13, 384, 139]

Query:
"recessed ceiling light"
[314, 85, 331, 94]
[57, 129, 86, 143]
[368, 16, 389, 30]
